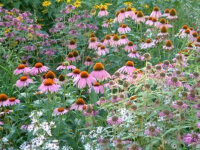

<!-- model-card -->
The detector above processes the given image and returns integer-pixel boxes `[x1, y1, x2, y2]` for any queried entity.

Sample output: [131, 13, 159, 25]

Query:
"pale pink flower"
[150, 7, 162, 18]
[38, 78, 60, 93]
[98, 7, 108, 17]
[0, 94, 9, 107]
[118, 24, 131, 34]
[53, 107, 69, 116]
[67, 68, 81, 78]
[4, 97, 20, 106]
[73, 71, 96, 88]
[68, 40, 77, 50]
[91, 63, 111, 81]
[16, 76, 33, 87]
[89, 82, 104, 94]
[84, 57, 93, 66]
[30, 62, 49, 75]
[70, 98, 86, 111]
[14, 64, 31, 75]
[172, 100, 188, 109]
[107, 116, 123, 125]
[97, 45, 109, 56]
[117, 61, 135, 75]
[125, 41, 137, 52]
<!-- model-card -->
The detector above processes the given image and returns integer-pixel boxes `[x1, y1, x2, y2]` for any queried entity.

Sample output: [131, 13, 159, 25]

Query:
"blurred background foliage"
[0, 0, 199, 31]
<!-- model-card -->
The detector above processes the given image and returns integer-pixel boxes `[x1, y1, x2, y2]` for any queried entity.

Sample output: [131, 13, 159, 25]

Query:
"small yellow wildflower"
[124, 2, 132, 6]
[42, 1, 51, 7]
[67, 0, 71, 3]
[99, 4, 108, 10]
[8, 12, 14, 15]
[73, 0, 81, 7]
[93, 4, 99, 9]
[56, 0, 62, 2]
[131, 7, 137, 12]
[105, 3, 112, 6]
[90, 9, 96, 16]
[16, 16, 23, 22]
[0, 3, 3, 7]
[144, 4, 149, 8]
[4, 28, 11, 33]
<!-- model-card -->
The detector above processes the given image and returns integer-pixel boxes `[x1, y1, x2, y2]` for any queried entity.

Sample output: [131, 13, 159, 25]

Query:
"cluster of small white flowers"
[62, 145, 73, 150]
[19, 111, 58, 150]
[118, 108, 134, 123]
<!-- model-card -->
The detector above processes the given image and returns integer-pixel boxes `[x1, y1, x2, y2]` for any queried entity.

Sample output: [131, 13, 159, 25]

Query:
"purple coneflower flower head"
[89, 82, 104, 94]
[4, 97, 20, 106]
[167, 8, 178, 20]
[118, 24, 131, 34]
[125, 41, 137, 52]
[117, 61, 135, 75]
[68, 39, 77, 50]
[91, 63, 111, 81]
[96, 97, 107, 105]
[30, 62, 49, 75]
[67, 68, 81, 78]
[183, 132, 200, 145]
[84, 57, 93, 66]
[167, 76, 182, 87]
[172, 100, 188, 110]
[39, 79, 60, 93]
[16, 76, 33, 87]
[70, 98, 87, 111]
[0, 94, 9, 107]
[159, 110, 173, 119]
[83, 104, 98, 116]
[150, 6, 162, 18]
[14, 64, 31, 75]
[73, 71, 96, 88]
[98, 6, 108, 17]
[53, 107, 69, 116]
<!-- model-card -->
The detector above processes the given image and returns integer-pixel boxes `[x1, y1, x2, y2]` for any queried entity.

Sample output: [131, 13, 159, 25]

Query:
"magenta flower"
[16, 76, 33, 87]
[91, 63, 111, 81]
[4, 97, 20, 106]
[14, 64, 31, 75]
[107, 116, 123, 125]
[159, 110, 173, 119]
[73, 71, 96, 88]
[183, 132, 200, 145]
[30, 62, 49, 75]
[172, 100, 188, 110]
[145, 126, 160, 137]
[70, 98, 87, 111]
[53, 107, 69, 116]
[38, 78, 60, 93]
[167, 76, 182, 87]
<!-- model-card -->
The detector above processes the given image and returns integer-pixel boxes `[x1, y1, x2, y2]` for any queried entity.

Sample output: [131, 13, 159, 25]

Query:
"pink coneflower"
[4, 97, 20, 106]
[145, 126, 160, 137]
[187, 90, 198, 101]
[167, 76, 182, 87]
[89, 82, 104, 94]
[118, 24, 131, 34]
[125, 41, 137, 52]
[30, 62, 49, 75]
[156, 18, 173, 29]
[66, 52, 76, 63]
[162, 8, 170, 17]
[159, 110, 173, 119]
[91, 63, 111, 81]
[157, 25, 168, 37]
[0, 109, 13, 115]
[167, 8, 178, 20]
[38, 78, 60, 93]
[84, 57, 93, 66]
[72, 50, 80, 61]
[117, 8, 126, 23]
[198, 123, 200, 129]
[88, 37, 98, 49]
[150, 6, 161, 18]
[125, 7, 136, 18]
[67, 68, 81, 78]
[163, 40, 174, 50]
[145, 17, 153, 26]
[128, 50, 141, 59]
[183, 132, 200, 145]
[14, 64, 30, 75]
[104, 35, 111, 46]
[70, 98, 87, 111]
[53, 107, 69, 116]
[107, 116, 123, 125]
[172, 100, 188, 109]
[83, 104, 98, 116]
[117, 61, 135, 75]
[73, 71, 96, 88]
[16, 76, 33, 87]
[0, 121, 3, 126]
[140, 39, 155, 49]
[56, 62, 76, 71]
[119, 35, 129, 45]
[135, 11, 145, 23]
[0, 94, 9, 107]
[97, 45, 109, 56]
[98, 6, 108, 17]
[110, 34, 120, 47]
[67, 39, 77, 50]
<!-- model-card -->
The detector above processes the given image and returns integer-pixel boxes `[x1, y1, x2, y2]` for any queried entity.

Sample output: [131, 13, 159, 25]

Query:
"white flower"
[96, 126, 103, 134]
[2, 137, 8, 143]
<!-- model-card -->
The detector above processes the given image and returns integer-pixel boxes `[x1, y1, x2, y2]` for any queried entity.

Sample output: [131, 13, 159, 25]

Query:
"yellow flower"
[90, 9, 96, 16]
[73, 0, 81, 7]
[99, 4, 108, 10]
[144, 4, 149, 8]
[105, 3, 112, 6]
[67, 0, 71, 3]
[8, 12, 14, 15]
[124, 2, 132, 6]
[93, 4, 99, 9]
[4, 28, 11, 33]
[131, 7, 136, 12]
[42, 1, 51, 7]
[28, 33, 33, 39]
[0, 3, 3, 7]
[16, 16, 23, 22]
[56, 0, 62, 2]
